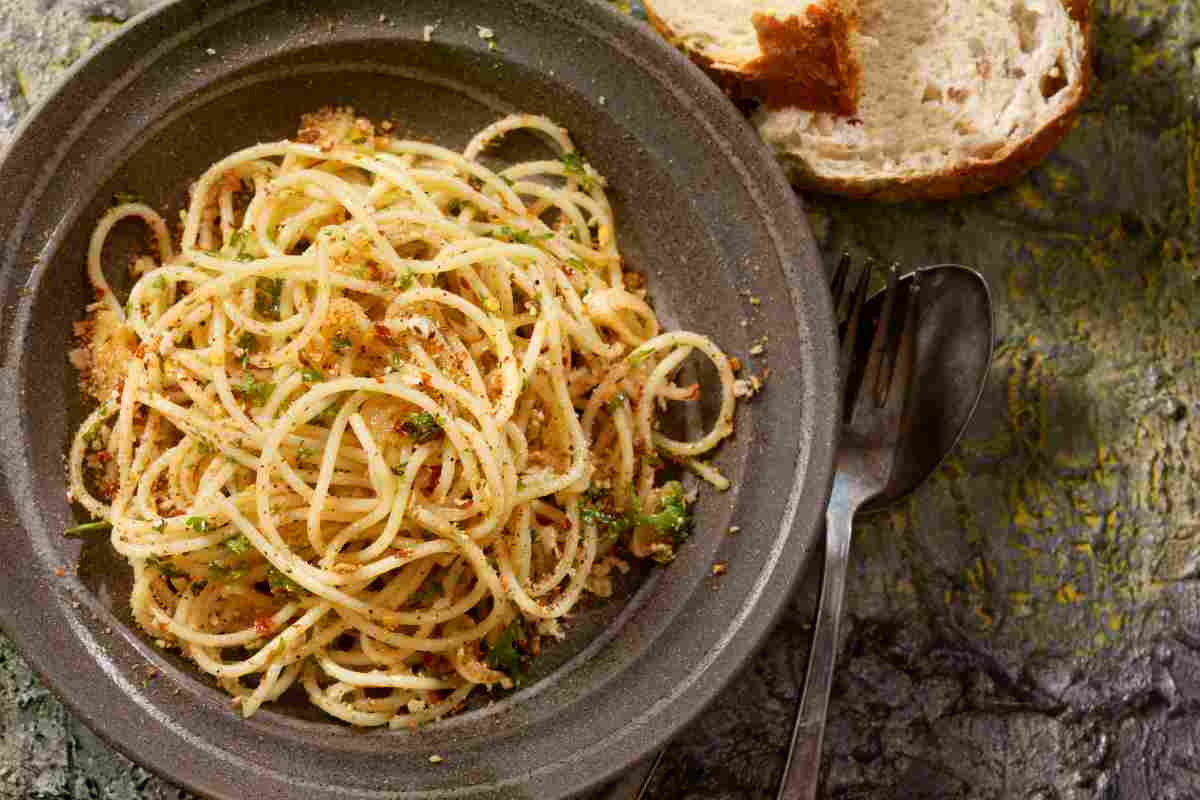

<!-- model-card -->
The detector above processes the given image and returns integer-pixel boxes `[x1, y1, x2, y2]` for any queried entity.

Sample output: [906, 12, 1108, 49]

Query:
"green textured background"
[2, 1, 1199, 798]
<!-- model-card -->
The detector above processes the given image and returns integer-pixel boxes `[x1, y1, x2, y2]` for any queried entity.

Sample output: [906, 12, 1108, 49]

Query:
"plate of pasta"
[0, 1, 838, 798]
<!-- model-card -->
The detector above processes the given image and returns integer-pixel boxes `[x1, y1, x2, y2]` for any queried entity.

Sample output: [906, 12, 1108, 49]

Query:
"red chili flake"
[254, 615, 274, 636]
[374, 324, 392, 340]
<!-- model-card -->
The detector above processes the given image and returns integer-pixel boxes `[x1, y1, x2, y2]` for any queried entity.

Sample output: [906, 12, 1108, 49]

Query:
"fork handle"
[777, 478, 859, 800]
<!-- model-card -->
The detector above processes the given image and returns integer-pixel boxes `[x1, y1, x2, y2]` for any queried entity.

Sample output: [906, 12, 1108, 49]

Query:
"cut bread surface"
[645, 0, 863, 114]
[755, 0, 1091, 199]
[647, 0, 819, 66]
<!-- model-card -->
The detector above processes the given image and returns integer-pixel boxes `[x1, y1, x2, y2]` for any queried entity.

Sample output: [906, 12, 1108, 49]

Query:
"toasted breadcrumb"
[77, 304, 137, 401]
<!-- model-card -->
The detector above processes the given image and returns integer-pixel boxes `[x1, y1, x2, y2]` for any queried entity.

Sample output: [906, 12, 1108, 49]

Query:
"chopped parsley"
[296, 445, 316, 464]
[490, 225, 553, 245]
[82, 414, 108, 449]
[314, 399, 344, 426]
[300, 366, 323, 383]
[236, 332, 257, 368]
[208, 560, 248, 582]
[394, 269, 415, 291]
[267, 566, 302, 595]
[559, 152, 595, 191]
[580, 481, 691, 544]
[235, 373, 275, 406]
[112, 191, 141, 205]
[223, 535, 252, 555]
[65, 519, 112, 537]
[566, 257, 590, 273]
[145, 555, 184, 579]
[255, 277, 284, 319]
[331, 334, 353, 352]
[636, 481, 691, 541]
[485, 618, 527, 684]
[228, 230, 255, 261]
[185, 516, 209, 533]
[580, 503, 634, 542]
[399, 412, 444, 443]
[410, 579, 442, 605]
[607, 393, 627, 413]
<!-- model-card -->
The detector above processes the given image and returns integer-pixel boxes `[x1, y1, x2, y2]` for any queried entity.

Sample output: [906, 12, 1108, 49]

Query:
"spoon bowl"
[859, 264, 994, 511]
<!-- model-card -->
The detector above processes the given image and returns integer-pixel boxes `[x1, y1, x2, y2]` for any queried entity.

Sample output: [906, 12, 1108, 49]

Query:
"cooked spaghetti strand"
[66, 108, 739, 727]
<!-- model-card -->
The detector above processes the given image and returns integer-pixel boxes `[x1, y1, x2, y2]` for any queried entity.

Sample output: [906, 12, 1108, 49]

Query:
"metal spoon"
[777, 263, 994, 800]
[855, 263, 994, 512]
[606, 263, 994, 800]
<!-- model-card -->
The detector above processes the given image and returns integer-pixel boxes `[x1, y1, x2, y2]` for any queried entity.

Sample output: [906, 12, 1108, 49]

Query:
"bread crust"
[743, 7, 861, 114]
[777, 0, 1093, 200]
[644, 1, 861, 116]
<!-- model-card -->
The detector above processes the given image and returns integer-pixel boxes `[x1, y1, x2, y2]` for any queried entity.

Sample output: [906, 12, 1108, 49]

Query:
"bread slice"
[754, 0, 1092, 200]
[643, 0, 864, 115]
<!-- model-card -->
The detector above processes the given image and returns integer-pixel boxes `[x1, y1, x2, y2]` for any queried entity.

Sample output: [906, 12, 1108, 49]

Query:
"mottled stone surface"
[2, 0, 1199, 798]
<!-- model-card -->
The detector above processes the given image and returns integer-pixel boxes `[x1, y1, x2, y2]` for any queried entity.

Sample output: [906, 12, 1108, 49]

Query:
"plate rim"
[0, 0, 839, 796]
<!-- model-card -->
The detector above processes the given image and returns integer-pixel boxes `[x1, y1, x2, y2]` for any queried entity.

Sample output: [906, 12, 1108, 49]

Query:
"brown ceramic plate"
[0, 1, 837, 797]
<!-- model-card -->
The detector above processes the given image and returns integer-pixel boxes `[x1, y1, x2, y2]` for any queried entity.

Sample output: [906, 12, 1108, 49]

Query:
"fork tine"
[879, 271, 921, 411]
[838, 257, 873, 402]
[830, 252, 852, 323]
[860, 263, 900, 409]
[872, 264, 906, 406]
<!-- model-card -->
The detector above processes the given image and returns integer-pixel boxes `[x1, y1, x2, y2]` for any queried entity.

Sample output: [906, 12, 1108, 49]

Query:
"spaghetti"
[67, 109, 738, 727]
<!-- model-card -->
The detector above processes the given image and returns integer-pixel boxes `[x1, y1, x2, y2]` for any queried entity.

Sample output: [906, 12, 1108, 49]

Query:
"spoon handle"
[777, 478, 858, 800]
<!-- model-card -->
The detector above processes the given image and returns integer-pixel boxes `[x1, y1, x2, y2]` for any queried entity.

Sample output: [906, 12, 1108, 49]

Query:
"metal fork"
[776, 257, 919, 800]
[606, 257, 917, 800]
